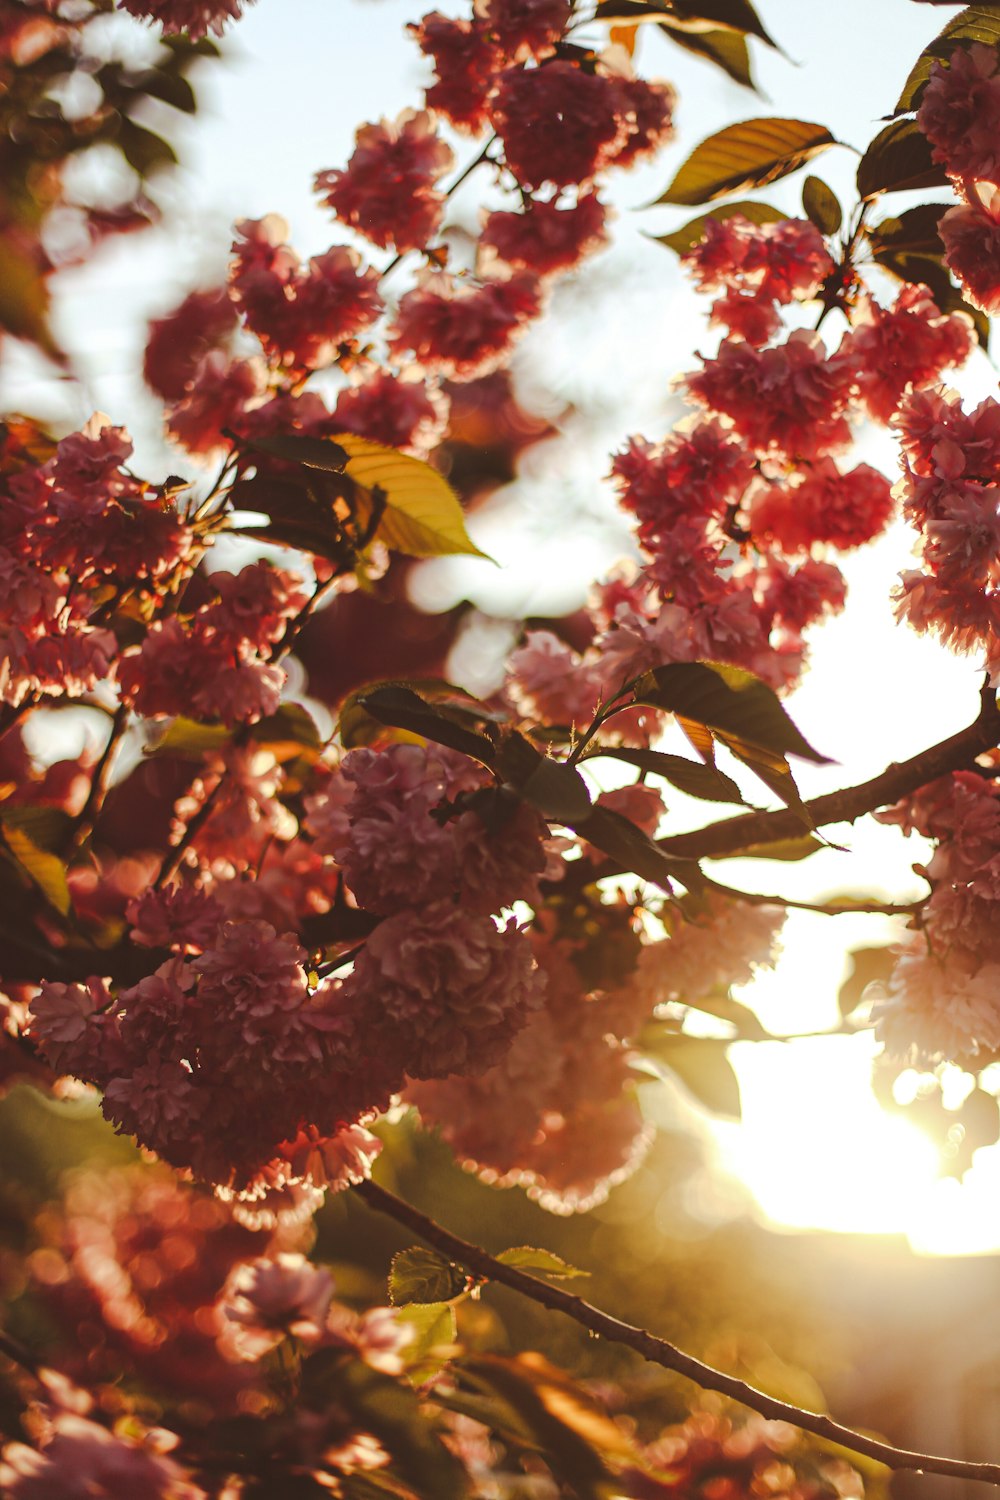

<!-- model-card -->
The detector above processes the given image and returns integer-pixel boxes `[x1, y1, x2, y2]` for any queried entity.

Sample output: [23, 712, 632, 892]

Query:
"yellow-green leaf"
[4, 826, 71, 915]
[389, 1246, 468, 1306]
[496, 1247, 588, 1279]
[856, 118, 949, 199]
[145, 717, 232, 758]
[334, 433, 491, 559]
[631, 661, 830, 764]
[654, 118, 837, 206]
[801, 175, 842, 235]
[660, 21, 756, 90]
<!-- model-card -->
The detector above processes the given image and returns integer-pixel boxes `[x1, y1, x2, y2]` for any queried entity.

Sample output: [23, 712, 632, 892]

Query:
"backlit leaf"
[655, 118, 836, 206]
[389, 1247, 469, 1306]
[867, 202, 947, 258]
[856, 118, 949, 198]
[802, 175, 842, 234]
[660, 21, 756, 89]
[146, 717, 232, 758]
[4, 827, 71, 915]
[641, 1032, 741, 1117]
[717, 834, 823, 861]
[585, 746, 746, 804]
[334, 434, 490, 559]
[354, 686, 497, 765]
[665, 0, 778, 44]
[630, 661, 830, 763]
[396, 1301, 458, 1375]
[895, 5, 1000, 113]
[654, 199, 787, 256]
[496, 1247, 588, 1279]
[838, 945, 896, 1018]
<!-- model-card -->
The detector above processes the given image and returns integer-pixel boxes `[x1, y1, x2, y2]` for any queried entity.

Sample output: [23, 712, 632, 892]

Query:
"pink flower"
[476, 0, 570, 59]
[126, 886, 225, 953]
[612, 419, 753, 537]
[220, 1252, 334, 1358]
[608, 75, 676, 168]
[0, 1412, 204, 1499]
[759, 556, 847, 633]
[633, 896, 785, 1008]
[940, 185, 1000, 314]
[315, 110, 453, 253]
[231, 219, 383, 370]
[116, 0, 251, 37]
[482, 192, 609, 275]
[918, 43, 1000, 184]
[28, 978, 112, 1078]
[410, 12, 501, 133]
[388, 268, 543, 380]
[748, 459, 895, 552]
[687, 331, 856, 459]
[143, 287, 237, 402]
[346, 905, 543, 1080]
[490, 62, 630, 188]
[682, 214, 833, 342]
[840, 285, 973, 425]
[875, 943, 1000, 1064]
[333, 370, 449, 456]
[166, 352, 262, 456]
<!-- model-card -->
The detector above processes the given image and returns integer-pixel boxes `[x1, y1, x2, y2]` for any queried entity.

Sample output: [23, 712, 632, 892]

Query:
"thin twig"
[356, 1179, 1000, 1488]
[71, 704, 129, 849]
[701, 875, 922, 919]
[655, 686, 1000, 865]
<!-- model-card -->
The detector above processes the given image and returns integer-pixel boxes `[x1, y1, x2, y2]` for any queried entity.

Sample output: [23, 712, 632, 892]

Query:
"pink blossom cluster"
[116, 0, 253, 37]
[681, 213, 834, 345]
[919, 44, 1000, 312]
[0, 416, 193, 708]
[407, 926, 653, 1213]
[875, 771, 1000, 1063]
[892, 386, 1000, 674]
[28, 918, 396, 1193]
[117, 560, 304, 727]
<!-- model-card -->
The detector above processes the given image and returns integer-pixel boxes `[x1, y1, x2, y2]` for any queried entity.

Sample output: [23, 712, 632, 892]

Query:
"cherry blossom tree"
[4, 0, 1000, 1493]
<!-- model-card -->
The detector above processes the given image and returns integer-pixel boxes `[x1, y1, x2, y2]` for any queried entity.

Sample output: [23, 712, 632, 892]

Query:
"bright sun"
[707, 930, 1000, 1257]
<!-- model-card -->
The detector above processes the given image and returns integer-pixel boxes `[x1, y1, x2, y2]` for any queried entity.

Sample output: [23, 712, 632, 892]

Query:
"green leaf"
[495, 1247, 588, 1279]
[716, 833, 823, 860]
[117, 118, 178, 176]
[496, 734, 593, 823]
[133, 67, 197, 113]
[683, 992, 770, 1039]
[396, 1301, 458, 1375]
[576, 802, 704, 892]
[389, 1247, 469, 1306]
[867, 202, 947, 258]
[895, 5, 1000, 113]
[655, 117, 837, 206]
[664, 0, 778, 45]
[630, 661, 830, 764]
[585, 746, 746, 804]
[3, 827, 71, 915]
[802, 175, 842, 235]
[719, 736, 812, 823]
[654, 199, 787, 256]
[642, 1032, 741, 1117]
[334, 434, 490, 560]
[146, 717, 233, 759]
[354, 686, 497, 765]
[0, 234, 60, 360]
[0, 805, 73, 855]
[856, 118, 949, 199]
[241, 431, 349, 472]
[660, 21, 756, 89]
[838, 945, 896, 1018]
[254, 701, 323, 756]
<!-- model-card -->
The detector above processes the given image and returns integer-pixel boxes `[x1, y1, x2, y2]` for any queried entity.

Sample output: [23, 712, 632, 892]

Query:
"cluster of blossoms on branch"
[6, 0, 1000, 1492]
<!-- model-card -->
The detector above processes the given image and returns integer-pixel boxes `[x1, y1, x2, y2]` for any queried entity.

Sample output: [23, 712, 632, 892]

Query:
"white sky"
[14, 0, 1000, 1253]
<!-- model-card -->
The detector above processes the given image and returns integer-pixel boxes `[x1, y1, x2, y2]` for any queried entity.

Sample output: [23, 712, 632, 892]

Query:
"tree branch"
[659, 686, 1000, 863]
[356, 1179, 1000, 1488]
